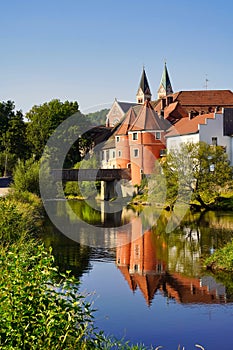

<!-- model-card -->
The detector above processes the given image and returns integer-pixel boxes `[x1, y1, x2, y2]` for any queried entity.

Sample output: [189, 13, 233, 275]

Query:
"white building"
[166, 110, 233, 164]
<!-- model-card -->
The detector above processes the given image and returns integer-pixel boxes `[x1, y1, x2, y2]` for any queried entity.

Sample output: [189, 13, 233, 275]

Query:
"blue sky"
[1, 0, 233, 114]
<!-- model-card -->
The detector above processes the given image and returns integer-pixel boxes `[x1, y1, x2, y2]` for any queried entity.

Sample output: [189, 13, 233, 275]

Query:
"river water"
[42, 200, 233, 349]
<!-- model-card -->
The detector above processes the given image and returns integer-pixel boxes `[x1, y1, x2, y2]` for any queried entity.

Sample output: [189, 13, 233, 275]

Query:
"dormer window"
[132, 132, 138, 140]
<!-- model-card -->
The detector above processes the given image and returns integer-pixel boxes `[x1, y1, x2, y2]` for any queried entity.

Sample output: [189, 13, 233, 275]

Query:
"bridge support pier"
[100, 179, 135, 201]
[100, 180, 119, 201]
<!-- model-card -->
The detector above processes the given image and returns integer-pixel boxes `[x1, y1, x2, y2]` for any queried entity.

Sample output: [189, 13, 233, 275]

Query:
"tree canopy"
[26, 99, 86, 159]
[152, 142, 233, 209]
[0, 101, 28, 175]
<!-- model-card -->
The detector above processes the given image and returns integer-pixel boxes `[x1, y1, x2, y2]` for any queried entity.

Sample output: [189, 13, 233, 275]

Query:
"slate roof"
[118, 101, 139, 113]
[129, 100, 170, 131]
[137, 68, 152, 96]
[158, 62, 173, 94]
[166, 113, 215, 137]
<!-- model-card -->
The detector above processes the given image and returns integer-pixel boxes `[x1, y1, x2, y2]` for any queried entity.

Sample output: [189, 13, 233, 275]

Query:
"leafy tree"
[154, 142, 233, 209]
[0, 101, 28, 175]
[26, 99, 88, 160]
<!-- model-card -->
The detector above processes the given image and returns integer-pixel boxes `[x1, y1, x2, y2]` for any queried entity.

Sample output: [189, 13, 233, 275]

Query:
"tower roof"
[137, 67, 152, 96]
[158, 62, 173, 97]
[129, 100, 170, 131]
[115, 107, 137, 135]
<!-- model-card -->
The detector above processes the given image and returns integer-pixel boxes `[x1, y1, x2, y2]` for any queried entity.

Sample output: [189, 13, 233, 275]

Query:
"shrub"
[13, 157, 40, 195]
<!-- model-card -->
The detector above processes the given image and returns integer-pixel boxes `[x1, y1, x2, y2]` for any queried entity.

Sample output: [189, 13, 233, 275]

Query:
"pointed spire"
[136, 67, 152, 104]
[157, 62, 173, 99]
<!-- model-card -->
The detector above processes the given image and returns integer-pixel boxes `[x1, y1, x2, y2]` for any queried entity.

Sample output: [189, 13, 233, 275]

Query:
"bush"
[13, 157, 40, 195]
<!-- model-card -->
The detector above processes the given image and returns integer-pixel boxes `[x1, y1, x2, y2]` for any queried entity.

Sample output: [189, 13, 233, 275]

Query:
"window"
[127, 163, 131, 169]
[133, 149, 139, 157]
[155, 132, 161, 140]
[112, 151, 115, 158]
[101, 151, 105, 160]
[212, 137, 218, 146]
[118, 150, 122, 157]
[116, 136, 120, 142]
[132, 132, 138, 140]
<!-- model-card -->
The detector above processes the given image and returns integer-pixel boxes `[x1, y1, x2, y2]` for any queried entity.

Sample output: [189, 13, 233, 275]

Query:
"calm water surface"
[43, 200, 233, 349]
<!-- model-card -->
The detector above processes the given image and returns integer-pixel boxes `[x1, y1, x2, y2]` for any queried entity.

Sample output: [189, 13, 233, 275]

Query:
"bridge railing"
[51, 168, 131, 182]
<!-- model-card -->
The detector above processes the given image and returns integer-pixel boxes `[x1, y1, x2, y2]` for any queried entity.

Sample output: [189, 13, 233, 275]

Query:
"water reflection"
[42, 200, 233, 304]
[116, 215, 228, 306]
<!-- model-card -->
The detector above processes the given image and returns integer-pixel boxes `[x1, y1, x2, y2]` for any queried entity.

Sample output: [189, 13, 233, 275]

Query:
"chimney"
[161, 98, 166, 110]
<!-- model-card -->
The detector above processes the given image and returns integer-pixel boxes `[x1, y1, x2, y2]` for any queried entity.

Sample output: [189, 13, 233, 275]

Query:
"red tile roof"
[166, 113, 215, 137]
[115, 107, 137, 135]
[129, 100, 169, 131]
[172, 90, 233, 106]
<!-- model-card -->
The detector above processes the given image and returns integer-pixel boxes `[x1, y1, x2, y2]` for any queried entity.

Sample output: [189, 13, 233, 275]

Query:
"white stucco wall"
[199, 113, 232, 164]
[166, 133, 200, 152]
[166, 113, 233, 164]
[100, 148, 116, 169]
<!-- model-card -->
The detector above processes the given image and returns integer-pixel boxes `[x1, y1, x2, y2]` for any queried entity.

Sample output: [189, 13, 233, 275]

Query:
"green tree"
[156, 142, 233, 209]
[0, 101, 28, 175]
[26, 99, 86, 160]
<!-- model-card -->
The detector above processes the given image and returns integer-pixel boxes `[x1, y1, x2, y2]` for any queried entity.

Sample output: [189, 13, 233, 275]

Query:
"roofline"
[166, 131, 199, 138]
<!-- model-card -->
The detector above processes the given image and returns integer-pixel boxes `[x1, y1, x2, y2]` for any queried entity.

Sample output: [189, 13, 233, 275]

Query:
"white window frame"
[155, 131, 161, 140]
[132, 132, 138, 140]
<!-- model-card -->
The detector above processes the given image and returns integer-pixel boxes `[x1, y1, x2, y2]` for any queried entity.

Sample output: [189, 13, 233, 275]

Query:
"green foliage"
[64, 156, 100, 199]
[0, 195, 151, 350]
[0, 241, 98, 349]
[154, 142, 233, 209]
[26, 99, 85, 159]
[85, 108, 109, 126]
[205, 239, 233, 271]
[13, 157, 40, 195]
[0, 101, 28, 175]
[0, 199, 27, 243]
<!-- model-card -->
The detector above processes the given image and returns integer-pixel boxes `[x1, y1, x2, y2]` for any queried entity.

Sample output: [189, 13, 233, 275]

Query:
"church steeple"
[136, 67, 152, 104]
[157, 62, 173, 99]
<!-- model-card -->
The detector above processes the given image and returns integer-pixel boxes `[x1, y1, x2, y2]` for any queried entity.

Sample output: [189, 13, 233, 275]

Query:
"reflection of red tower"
[116, 215, 227, 305]
[116, 216, 166, 305]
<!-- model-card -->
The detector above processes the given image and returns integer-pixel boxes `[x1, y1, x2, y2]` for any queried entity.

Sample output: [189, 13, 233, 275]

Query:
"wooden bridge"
[51, 168, 131, 182]
[51, 168, 132, 200]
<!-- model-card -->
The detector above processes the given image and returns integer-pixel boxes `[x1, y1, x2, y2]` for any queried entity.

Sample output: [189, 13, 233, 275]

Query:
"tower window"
[132, 132, 138, 140]
[116, 136, 120, 142]
[133, 149, 139, 157]
[118, 150, 122, 157]
[155, 132, 161, 140]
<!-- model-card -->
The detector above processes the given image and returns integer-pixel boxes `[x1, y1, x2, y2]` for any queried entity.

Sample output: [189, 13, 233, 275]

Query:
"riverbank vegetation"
[0, 193, 153, 349]
[137, 142, 233, 211]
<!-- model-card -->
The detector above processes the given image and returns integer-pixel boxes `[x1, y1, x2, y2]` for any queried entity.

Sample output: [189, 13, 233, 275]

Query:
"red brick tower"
[128, 100, 168, 185]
